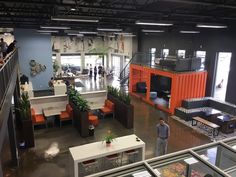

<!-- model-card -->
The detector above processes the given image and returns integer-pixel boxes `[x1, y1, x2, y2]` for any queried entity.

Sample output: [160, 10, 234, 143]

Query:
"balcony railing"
[0, 50, 18, 108]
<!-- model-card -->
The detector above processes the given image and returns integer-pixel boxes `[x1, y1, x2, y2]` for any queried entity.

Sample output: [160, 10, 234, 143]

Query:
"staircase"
[119, 52, 151, 88]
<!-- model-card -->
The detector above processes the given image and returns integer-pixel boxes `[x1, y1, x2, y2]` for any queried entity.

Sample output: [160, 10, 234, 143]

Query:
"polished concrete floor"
[4, 77, 210, 177]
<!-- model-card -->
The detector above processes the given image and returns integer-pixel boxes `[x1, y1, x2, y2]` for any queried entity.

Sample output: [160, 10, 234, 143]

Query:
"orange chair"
[31, 108, 46, 128]
[88, 113, 99, 126]
[59, 104, 73, 127]
[100, 99, 115, 118]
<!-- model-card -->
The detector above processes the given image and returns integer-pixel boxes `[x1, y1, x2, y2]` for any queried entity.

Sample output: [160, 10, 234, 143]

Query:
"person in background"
[89, 64, 93, 78]
[6, 40, 17, 54]
[48, 77, 54, 89]
[94, 66, 97, 80]
[0, 38, 8, 57]
[156, 117, 170, 156]
[20, 73, 29, 84]
[98, 64, 102, 77]
[101, 67, 105, 78]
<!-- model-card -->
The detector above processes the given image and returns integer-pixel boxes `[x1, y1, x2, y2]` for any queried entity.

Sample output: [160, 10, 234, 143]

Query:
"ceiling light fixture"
[51, 17, 99, 23]
[97, 28, 122, 32]
[114, 32, 133, 35]
[4, 32, 11, 36]
[142, 29, 165, 33]
[67, 33, 84, 36]
[123, 34, 136, 37]
[79, 31, 98, 34]
[136, 21, 173, 26]
[196, 24, 227, 28]
[70, 8, 76, 11]
[40, 26, 71, 30]
[180, 30, 200, 34]
[37, 30, 59, 33]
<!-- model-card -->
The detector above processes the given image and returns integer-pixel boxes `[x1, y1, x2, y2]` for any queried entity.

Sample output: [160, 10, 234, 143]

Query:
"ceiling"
[1, 0, 236, 33]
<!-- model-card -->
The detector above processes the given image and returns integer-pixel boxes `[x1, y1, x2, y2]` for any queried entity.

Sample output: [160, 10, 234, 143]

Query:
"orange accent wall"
[129, 64, 207, 114]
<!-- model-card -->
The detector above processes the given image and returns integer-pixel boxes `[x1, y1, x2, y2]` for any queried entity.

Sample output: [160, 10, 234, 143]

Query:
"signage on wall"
[29, 59, 46, 76]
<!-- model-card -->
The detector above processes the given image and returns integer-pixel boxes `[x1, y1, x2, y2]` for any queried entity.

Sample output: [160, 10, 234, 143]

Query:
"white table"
[43, 107, 62, 127]
[69, 134, 145, 177]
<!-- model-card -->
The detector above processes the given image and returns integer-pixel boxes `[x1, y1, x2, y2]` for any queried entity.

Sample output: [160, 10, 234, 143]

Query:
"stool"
[123, 149, 139, 164]
[89, 115, 99, 126]
[150, 92, 157, 99]
[81, 159, 99, 176]
[105, 153, 121, 169]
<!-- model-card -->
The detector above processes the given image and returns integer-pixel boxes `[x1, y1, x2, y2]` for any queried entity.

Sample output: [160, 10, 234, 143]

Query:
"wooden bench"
[192, 116, 220, 137]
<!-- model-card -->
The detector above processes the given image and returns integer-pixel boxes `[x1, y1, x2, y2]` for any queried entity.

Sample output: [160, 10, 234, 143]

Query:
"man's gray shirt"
[156, 123, 170, 139]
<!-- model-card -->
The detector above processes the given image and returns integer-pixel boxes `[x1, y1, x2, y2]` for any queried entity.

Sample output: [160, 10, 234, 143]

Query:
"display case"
[89, 137, 236, 177]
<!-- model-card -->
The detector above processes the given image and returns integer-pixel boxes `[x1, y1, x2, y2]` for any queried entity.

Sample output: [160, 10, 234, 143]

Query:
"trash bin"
[89, 125, 95, 136]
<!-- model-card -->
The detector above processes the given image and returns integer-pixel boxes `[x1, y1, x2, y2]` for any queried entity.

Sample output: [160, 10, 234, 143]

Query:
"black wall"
[138, 31, 236, 104]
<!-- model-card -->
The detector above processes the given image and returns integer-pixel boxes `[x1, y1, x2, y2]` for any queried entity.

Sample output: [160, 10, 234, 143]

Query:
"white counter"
[69, 134, 145, 177]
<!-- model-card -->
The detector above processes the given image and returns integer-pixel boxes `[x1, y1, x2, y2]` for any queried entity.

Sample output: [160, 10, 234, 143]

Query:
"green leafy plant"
[16, 93, 31, 120]
[103, 130, 116, 143]
[67, 88, 90, 111]
[107, 86, 131, 105]
[53, 60, 60, 73]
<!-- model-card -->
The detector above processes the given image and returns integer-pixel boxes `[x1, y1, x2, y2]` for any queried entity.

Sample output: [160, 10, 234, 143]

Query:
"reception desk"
[69, 134, 145, 177]
[54, 80, 67, 95]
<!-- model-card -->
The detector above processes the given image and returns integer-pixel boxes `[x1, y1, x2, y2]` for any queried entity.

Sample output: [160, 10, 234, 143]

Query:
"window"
[61, 54, 81, 74]
[177, 50, 186, 59]
[196, 51, 206, 70]
[85, 54, 107, 69]
[162, 49, 169, 58]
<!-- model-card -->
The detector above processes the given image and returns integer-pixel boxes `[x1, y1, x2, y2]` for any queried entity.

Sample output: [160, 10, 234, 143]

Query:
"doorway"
[214, 52, 232, 101]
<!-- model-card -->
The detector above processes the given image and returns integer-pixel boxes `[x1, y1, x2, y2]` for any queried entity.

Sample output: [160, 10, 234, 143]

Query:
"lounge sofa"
[175, 97, 236, 121]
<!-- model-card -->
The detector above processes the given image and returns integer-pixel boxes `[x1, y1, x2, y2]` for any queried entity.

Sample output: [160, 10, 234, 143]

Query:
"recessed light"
[136, 21, 173, 26]
[97, 28, 122, 32]
[196, 24, 227, 29]
[142, 29, 164, 33]
[180, 30, 200, 34]
[70, 8, 76, 11]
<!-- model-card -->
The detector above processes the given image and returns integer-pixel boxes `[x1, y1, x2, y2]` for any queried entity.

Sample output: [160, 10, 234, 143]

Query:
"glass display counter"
[194, 145, 236, 170]
[89, 137, 236, 177]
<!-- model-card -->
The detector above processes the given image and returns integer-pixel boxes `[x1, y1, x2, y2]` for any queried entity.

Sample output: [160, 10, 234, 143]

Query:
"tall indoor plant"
[16, 92, 35, 148]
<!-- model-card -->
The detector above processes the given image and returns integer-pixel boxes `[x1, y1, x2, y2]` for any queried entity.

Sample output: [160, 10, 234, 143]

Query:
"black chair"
[136, 82, 147, 93]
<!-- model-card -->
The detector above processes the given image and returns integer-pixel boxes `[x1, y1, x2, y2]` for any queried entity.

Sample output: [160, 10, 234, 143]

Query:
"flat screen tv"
[151, 75, 171, 93]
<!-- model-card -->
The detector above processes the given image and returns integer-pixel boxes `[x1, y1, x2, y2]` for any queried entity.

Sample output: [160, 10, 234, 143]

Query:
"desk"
[69, 134, 145, 177]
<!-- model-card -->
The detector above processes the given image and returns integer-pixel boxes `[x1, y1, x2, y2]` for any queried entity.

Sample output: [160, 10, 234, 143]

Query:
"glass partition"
[148, 153, 224, 177]
[195, 145, 236, 170]
[89, 163, 156, 177]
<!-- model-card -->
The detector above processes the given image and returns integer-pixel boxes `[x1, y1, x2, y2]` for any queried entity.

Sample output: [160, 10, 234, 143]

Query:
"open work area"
[2, 1, 236, 177]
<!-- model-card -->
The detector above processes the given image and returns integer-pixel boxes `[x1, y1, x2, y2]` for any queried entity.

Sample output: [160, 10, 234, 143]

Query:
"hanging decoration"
[29, 59, 46, 77]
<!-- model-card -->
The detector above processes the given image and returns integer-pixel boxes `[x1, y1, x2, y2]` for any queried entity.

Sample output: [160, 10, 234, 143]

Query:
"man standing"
[6, 40, 17, 54]
[0, 38, 8, 57]
[156, 117, 170, 156]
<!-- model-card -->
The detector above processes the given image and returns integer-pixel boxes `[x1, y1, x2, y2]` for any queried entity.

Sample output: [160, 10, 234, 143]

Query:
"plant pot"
[106, 141, 111, 147]
[107, 93, 134, 129]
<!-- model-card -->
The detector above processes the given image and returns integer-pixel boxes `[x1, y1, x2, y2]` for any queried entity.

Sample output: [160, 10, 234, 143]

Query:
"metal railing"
[119, 52, 154, 84]
[0, 50, 18, 109]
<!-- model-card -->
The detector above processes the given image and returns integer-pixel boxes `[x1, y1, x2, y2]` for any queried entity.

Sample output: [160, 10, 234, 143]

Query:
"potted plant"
[107, 86, 134, 129]
[16, 93, 35, 148]
[103, 130, 116, 146]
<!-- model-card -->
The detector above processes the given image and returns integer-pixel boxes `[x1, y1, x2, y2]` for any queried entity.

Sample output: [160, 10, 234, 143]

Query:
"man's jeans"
[156, 137, 168, 156]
